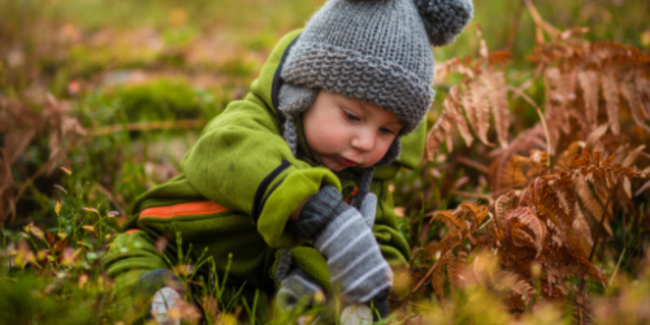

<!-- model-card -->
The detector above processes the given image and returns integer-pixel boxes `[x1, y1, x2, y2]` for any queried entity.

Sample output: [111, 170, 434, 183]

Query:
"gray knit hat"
[278, 0, 472, 201]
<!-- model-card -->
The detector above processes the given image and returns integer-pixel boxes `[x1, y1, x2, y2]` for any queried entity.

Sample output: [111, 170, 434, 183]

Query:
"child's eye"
[379, 127, 396, 135]
[344, 111, 360, 122]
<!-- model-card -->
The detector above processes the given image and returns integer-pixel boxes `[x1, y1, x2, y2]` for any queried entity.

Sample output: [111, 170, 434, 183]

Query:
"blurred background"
[2, 0, 649, 100]
[2, 0, 648, 208]
[1, 1, 649, 324]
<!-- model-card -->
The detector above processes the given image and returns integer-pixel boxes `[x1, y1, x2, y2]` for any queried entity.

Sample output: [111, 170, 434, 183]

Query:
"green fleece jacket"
[103, 30, 425, 320]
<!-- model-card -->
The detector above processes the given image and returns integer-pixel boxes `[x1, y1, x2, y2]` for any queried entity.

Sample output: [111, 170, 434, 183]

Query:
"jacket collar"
[250, 29, 302, 123]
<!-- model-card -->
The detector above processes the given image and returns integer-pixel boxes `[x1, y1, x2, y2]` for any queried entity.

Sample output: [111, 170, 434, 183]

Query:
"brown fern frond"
[461, 79, 492, 145]
[432, 232, 465, 260]
[568, 209, 593, 257]
[558, 249, 606, 287]
[489, 125, 547, 193]
[423, 241, 444, 261]
[545, 68, 575, 134]
[601, 70, 621, 136]
[577, 70, 600, 130]
[569, 151, 644, 181]
[426, 86, 477, 161]
[446, 252, 467, 288]
[494, 191, 519, 234]
[497, 151, 550, 192]
[556, 141, 583, 170]
[483, 70, 510, 148]
[430, 251, 467, 302]
[428, 210, 467, 236]
[620, 79, 650, 133]
[636, 77, 650, 120]
[459, 202, 489, 233]
[536, 177, 574, 235]
[498, 154, 531, 191]
[447, 86, 474, 148]
[488, 50, 513, 67]
[548, 174, 578, 228]
[426, 102, 455, 161]
[431, 259, 445, 302]
[574, 173, 607, 225]
[501, 206, 547, 260]
[621, 145, 646, 168]
[584, 124, 609, 153]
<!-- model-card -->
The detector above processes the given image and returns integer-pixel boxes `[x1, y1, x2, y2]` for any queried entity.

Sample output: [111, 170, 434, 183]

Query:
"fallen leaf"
[82, 207, 99, 214]
[25, 222, 45, 240]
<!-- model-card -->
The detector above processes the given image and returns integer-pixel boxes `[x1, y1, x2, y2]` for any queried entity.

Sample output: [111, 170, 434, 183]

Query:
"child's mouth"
[338, 156, 359, 167]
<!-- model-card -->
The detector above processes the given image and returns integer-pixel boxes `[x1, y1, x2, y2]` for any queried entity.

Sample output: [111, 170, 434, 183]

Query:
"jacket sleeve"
[181, 95, 341, 249]
[371, 120, 427, 267]
[103, 231, 170, 302]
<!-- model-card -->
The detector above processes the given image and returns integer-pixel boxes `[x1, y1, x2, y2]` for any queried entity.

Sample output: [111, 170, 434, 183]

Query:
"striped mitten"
[276, 269, 326, 312]
[289, 186, 392, 305]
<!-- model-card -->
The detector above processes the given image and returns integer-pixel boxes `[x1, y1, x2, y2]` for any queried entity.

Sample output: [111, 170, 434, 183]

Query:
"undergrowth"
[1, 0, 649, 324]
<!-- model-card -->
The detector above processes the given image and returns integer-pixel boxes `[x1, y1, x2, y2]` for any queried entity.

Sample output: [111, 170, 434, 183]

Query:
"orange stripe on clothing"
[139, 201, 229, 219]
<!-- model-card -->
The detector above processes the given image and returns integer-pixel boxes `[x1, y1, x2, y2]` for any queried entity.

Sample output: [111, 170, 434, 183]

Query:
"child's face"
[302, 90, 403, 172]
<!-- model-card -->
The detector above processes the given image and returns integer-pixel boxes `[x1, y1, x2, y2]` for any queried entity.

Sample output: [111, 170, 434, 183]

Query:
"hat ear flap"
[374, 138, 402, 167]
[278, 83, 318, 117]
[278, 84, 318, 155]
[414, 0, 473, 46]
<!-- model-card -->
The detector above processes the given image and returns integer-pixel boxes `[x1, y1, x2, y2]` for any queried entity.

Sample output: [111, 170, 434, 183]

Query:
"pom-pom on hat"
[278, 0, 472, 202]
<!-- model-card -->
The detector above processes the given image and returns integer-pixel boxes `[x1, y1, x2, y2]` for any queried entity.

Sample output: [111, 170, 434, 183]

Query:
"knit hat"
[278, 0, 473, 201]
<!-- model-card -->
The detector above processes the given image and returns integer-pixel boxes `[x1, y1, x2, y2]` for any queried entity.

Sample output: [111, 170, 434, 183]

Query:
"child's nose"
[351, 129, 376, 152]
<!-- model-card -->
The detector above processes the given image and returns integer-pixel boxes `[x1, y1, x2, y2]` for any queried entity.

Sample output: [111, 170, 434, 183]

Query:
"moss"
[104, 78, 225, 124]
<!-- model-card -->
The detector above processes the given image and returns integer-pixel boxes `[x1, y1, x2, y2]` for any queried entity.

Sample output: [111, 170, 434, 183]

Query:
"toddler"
[104, 0, 472, 323]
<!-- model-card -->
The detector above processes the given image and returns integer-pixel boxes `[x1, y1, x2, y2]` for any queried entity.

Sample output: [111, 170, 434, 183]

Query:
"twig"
[9, 162, 53, 225]
[87, 119, 205, 137]
[607, 248, 626, 290]
[506, 0, 524, 50]
[478, 214, 494, 231]
[588, 181, 620, 262]
[407, 301, 436, 310]
[579, 181, 620, 292]
[507, 85, 551, 167]
[402, 259, 443, 304]
[457, 157, 490, 174]
[523, 0, 561, 42]
[92, 182, 127, 218]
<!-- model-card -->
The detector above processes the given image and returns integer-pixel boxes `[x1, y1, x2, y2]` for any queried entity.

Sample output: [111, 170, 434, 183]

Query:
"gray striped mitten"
[289, 186, 392, 304]
[276, 269, 326, 312]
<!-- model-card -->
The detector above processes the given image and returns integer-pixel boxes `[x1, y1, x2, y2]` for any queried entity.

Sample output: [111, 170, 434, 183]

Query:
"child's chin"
[324, 162, 347, 172]
[328, 165, 347, 172]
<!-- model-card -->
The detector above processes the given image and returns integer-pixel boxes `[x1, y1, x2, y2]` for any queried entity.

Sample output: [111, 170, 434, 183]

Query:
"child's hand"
[288, 186, 392, 305]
